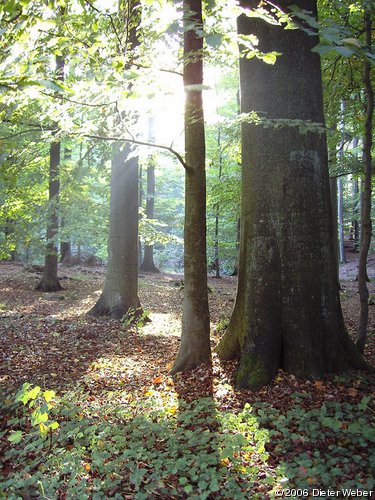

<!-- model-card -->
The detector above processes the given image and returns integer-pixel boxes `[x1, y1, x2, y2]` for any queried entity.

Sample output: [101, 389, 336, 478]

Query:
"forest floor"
[0, 258, 374, 499]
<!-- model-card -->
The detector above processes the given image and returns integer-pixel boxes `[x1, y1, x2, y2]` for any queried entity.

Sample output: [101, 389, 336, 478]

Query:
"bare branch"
[0, 128, 52, 140]
[80, 132, 190, 171]
[40, 91, 118, 108]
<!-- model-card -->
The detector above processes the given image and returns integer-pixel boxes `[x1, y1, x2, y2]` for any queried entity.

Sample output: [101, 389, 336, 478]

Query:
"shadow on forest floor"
[0, 261, 374, 498]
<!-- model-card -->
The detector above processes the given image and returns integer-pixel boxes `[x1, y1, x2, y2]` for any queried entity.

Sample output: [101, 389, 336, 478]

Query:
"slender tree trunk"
[357, 8, 373, 353]
[138, 160, 143, 269]
[213, 205, 220, 277]
[4, 219, 16, 260]
[171, 0, 211, 373]
[36, 55, 64, 292]
[60, 238, 72, 265]
[141, 116, 159, 273]
[337, 177, 346, 263]
[353, 177, 359, 252]
[60, 147, 72, 264]
[330, 178, 339, 275]
[213, 128, 223, 278]
[338, 100, 346, 263]
[87, 0, 143, 320]
[215, 0, 368, 388]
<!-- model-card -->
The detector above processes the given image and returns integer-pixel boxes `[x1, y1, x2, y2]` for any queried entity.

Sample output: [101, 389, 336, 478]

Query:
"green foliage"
[122, 307, 150, 329]
[1, 382, 374, 498]
[13, 383, 59, 438]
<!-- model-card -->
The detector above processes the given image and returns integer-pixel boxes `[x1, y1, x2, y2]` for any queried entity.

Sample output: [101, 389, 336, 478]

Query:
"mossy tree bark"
[36, 55, 64, 292]
[171, 0, 211, 373]
[357, 7, 373, 353]
[87, 0, 142, 320]
[215, 0, 368, 388]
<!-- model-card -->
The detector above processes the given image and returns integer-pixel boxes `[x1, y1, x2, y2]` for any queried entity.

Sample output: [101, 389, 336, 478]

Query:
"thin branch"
[80, 132, 189, 171]
[84, 0, 123, 51]
[108, 13, 124, 53]
[0, 128, 50, 140]
[325, 56, 341, 87]
[132, 62, 183, 77]
[330, 170, 362, 179]
[39, 91, 118, 108]
[1, 118, 55, 131]
[83, 0, 102, 14]
[4, 10, 23, 24]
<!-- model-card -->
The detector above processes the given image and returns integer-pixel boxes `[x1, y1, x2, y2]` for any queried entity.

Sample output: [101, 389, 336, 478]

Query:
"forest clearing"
[0, 260, 374, 498]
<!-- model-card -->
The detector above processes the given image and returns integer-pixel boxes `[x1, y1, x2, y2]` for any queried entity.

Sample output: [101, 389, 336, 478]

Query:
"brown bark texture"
[87, 0, 142, 320]
[215, 0, 369, 388]
[36, 55, 64, 292]
[357, 8, 374, 353]
[171, 0, 211, 373]
[88, 143, 141, 319]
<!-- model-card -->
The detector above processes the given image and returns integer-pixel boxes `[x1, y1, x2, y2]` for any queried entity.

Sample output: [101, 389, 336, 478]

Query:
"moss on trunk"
[215, 0, 370, 389]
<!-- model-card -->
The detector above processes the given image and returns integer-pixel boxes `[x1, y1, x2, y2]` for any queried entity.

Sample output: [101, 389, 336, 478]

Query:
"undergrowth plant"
[1, 381, 374, 499]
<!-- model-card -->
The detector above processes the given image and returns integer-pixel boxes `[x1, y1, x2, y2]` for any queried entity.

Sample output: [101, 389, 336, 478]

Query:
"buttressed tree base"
[215, 0, 369, 388]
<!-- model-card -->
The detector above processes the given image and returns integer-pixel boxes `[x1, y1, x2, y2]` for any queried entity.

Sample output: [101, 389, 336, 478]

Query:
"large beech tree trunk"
[171, 0, 211, 373]
[357, 8, 373, 353]
[87, 0, 142, 320]
[215, 0, 368, 388]
[36, 55, 64, 292]
[88, 143, 140, 319]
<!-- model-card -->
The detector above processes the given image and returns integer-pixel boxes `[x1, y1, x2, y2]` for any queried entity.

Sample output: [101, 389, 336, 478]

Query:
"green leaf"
[184, 484, 194, 494]
[335, 46, 355, 57]
[31, 409, 48, 426]
[8, 431, 23, 444]
[43, 390, 55, 402]
[206, 34, 223, 48]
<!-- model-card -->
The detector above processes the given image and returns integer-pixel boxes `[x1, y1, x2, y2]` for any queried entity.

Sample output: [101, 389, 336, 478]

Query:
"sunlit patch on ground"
[1, 262, 374, 498]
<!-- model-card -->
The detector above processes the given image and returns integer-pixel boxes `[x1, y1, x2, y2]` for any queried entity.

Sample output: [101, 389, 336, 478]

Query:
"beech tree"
[357, 5, 374, 353]
[88, 0, 142, 320]
[36, 54, 64, 292]
[215, 0, 368, 388]
[171, 0, 211, 373]
[141, 117, 160, 273]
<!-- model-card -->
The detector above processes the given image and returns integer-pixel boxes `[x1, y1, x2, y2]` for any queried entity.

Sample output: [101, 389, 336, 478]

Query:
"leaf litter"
[0, 262, 374, 499]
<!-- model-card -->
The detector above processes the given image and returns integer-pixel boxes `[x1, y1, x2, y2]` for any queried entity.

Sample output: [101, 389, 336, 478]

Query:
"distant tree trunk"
[60, 147, 72, 264]
[36, 54, 64, 292]
[60, 238, 71, 265]
[213, 206, 220, 277]
[4, 219, 16, 260]
[215, 0, 368, 388]
[338, 100, 346, 264]
[330, 177, 339, 275]
[60, 218, 71, 265]
[213, 128, 223, 278]
[138, 161, 143, 269]
[337, 177, 346, 263]
[87, 0, 142, 320]
[171, 0, 211, 373]
[353, 177, 359, 251]
[141, 116, 159, 273]
[357, 8, 373, 353]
